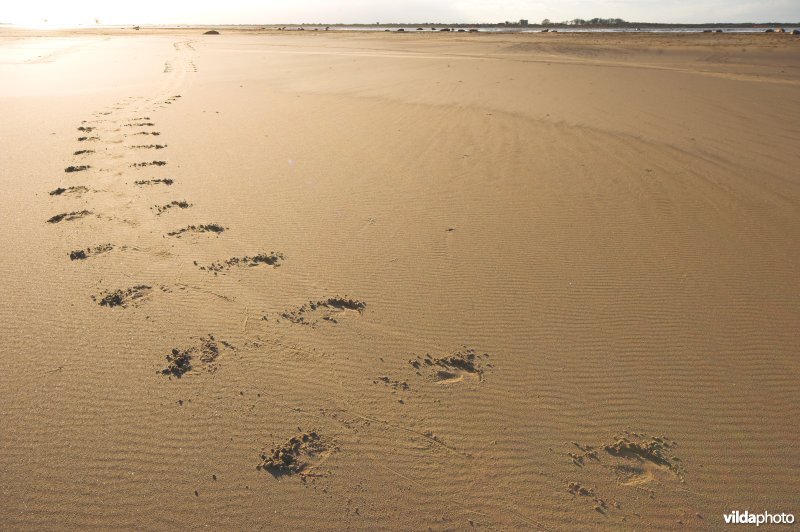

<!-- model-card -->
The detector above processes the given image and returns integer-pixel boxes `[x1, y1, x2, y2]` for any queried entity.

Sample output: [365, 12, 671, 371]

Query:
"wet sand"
[1, 28, 799, 529]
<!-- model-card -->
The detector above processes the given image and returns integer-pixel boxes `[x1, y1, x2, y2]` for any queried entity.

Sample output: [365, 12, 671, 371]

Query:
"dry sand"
[1, 28, 799, 529]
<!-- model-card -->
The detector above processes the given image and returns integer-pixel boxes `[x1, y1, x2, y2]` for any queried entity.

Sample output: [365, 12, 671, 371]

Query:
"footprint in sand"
[65, 165, 91, 173]
[167, 223, 226, 237]
[409, 347, 491, 384]
[153, 200, 192, 215]
[130, 144, 167, 150]
[566, 482, 611, 514]
[46, 210, 93, 224]
[257, 431, 334, 478]
[92, 285, 154, 308]
[195, 252, 283, 273]
[602, 433, 684, 482]
[131, 160, 167, 167]
[564, 433, 683, 515]
[69, 243, 115, 261]
[161, 95, 182, 105]
[49, 185, 90, 196]
[160, 335, 236, 378]
[278, 296, 366, 326]
[135, 178, 173, 186]
[373, 375, 412, 403]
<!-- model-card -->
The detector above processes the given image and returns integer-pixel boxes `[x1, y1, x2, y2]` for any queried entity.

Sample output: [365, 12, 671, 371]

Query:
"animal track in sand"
[49, 185, 89, 196]
[257, 431, 333, 478]
[278, 297, 366, 326]
[409, 347, 490, 384]
[69, 243, 114, 261]
[603, 433, 684, 482]
[373, 376, 411, 403]
[195, 252, 284, 273]
[77, 136, 100, 142]
[131, 160, 167, 167]
[374, 376, 410, 390]
[124, 122, 156, 127]
[130, 144, 167, 150]
[135, 178, 173, 186]
[567, 482, 611, 514]
[167, 224, 226, 237]
[153, 200, 192, 214]
[160, 335, 236, 378]
[46, 210, 92, 224]
[569, 432, 684, 485]
[73, 149, 95, 156]
[65, 165, 91, 173]
[564, 433, 683, 516]
[131, 131, 161, 136]
[92, 285, 153, 308]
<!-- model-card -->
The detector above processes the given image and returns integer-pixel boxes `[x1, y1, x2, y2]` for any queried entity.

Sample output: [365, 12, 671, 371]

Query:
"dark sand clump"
[567, 482, 595, 497]
[131, 161, 166, 167]
[162, 348, 193, 377]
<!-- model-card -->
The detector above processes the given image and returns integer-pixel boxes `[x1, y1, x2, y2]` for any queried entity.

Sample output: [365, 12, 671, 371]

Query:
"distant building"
[519, 19, 529, 26]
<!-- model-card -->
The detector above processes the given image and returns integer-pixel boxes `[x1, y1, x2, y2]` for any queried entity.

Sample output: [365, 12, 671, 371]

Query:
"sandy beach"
[1, 28, 798, 529]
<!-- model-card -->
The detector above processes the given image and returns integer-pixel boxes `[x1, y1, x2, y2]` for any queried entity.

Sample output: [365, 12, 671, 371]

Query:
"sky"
[4, 0, 799, 26]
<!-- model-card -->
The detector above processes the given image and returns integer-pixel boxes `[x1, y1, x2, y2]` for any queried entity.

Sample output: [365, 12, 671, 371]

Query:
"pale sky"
[5, 0, 799, 26]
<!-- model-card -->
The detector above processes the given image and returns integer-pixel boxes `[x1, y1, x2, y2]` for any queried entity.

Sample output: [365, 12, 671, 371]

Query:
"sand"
[0, 28, 798, 529]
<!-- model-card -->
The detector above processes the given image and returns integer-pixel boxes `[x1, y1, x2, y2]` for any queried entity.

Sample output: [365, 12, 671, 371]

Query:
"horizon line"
[4, 20, 799, 27]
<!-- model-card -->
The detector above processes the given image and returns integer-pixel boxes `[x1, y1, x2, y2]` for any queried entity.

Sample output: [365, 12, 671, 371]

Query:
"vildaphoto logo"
[724, 511, 795, 526]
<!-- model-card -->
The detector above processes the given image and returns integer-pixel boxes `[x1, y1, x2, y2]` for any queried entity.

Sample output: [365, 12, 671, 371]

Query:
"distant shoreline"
[2, 21, 799, 29]
[2, 23, 799, 34]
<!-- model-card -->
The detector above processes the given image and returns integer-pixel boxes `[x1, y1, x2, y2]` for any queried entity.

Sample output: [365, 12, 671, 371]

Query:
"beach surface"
[1, 28, 798, 530]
